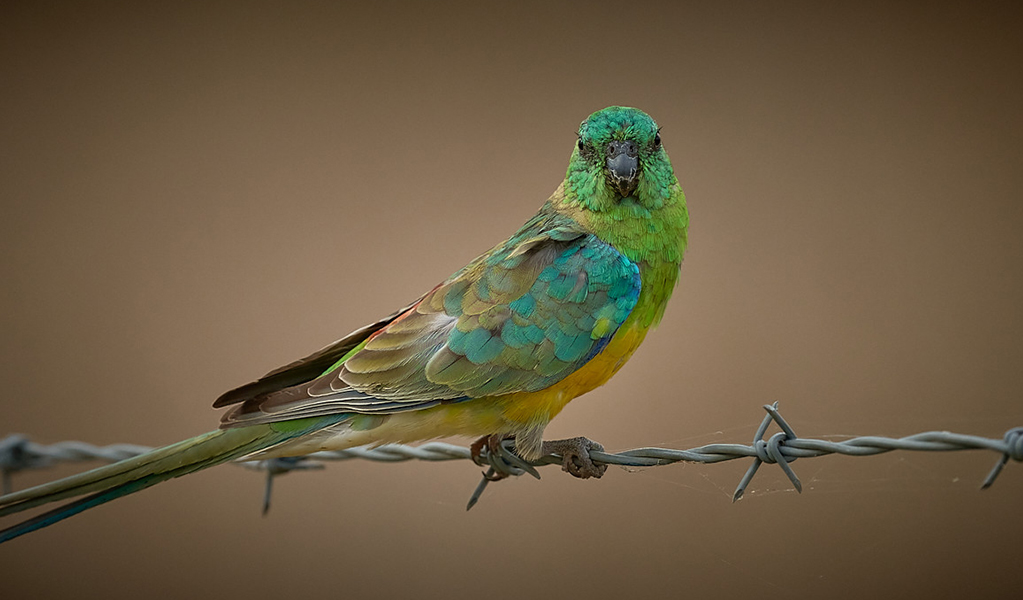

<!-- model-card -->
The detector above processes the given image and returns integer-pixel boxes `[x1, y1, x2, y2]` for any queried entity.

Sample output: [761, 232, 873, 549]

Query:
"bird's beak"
[606, 140, 639, 197]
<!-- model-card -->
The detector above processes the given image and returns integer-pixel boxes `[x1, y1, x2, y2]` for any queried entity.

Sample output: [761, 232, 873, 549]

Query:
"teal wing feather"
[220, 212, 641, 426]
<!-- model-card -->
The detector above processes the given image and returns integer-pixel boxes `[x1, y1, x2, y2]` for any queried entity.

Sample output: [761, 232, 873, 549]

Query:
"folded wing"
[218, 213, 641, 427]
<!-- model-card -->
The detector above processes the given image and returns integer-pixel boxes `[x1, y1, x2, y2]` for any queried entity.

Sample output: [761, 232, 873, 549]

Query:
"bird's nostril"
[607, 140, 639, 158]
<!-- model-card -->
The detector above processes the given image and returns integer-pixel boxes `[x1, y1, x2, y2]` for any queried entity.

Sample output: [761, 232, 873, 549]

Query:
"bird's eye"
[653, 133, 661, 148]
[577, 138, 585, 152]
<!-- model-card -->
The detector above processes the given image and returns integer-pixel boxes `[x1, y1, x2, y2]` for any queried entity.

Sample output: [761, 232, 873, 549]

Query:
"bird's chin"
[613, 179, 638, 198]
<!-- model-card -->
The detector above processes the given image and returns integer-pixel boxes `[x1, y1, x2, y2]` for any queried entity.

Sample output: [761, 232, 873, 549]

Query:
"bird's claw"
[470, 434, 516, 480]
[541, 436, 607, 479]
[482, 469, 506, 482]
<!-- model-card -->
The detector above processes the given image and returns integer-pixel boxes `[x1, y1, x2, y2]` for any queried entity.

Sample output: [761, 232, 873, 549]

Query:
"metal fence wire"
[1, 404, 1020, 512]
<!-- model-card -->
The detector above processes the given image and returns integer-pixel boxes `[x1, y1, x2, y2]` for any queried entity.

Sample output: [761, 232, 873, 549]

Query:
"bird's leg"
[541, 437, 607, 479]
[470, 433, 516, 480]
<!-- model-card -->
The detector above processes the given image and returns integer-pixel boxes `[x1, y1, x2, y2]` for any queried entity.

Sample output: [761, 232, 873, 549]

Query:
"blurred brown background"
[2, 1, 1021, 598]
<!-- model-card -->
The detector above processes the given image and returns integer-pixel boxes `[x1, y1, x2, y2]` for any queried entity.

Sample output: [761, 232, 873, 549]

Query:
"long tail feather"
[2, 472, 195, 542]
[0, 419, 339, 543]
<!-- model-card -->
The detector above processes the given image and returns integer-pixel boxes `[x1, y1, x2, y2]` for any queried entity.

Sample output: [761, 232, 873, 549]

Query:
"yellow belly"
[495, 324, 648, 424]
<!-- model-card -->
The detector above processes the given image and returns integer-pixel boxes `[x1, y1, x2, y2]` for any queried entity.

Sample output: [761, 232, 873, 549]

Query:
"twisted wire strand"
[1, 404, 1019, 511]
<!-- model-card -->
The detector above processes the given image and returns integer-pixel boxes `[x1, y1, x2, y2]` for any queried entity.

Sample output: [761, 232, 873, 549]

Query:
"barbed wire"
[1, 404, 1020, 512]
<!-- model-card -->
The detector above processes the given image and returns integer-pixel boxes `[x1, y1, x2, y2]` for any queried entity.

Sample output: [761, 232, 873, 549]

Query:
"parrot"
[0, 106, 688, 543]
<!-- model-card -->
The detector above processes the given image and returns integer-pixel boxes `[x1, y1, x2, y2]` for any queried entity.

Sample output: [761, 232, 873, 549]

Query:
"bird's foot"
[470, 434, 516, 480]
[541, 437, 608, 479]
[463, 434, 604, 511]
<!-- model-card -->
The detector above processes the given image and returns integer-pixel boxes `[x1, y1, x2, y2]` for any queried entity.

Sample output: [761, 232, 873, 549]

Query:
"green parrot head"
[565, 106, 677, 212]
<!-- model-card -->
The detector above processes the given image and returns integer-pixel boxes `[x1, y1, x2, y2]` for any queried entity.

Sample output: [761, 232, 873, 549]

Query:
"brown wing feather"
[212, 298, 421, 409]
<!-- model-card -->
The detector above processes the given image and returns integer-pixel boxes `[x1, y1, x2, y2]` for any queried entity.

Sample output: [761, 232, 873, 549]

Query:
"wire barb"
[465, 438, 542, 510]
[252, 457, 324, 515]
[1, 405, 1019, 511]
[981, 426, 1023, 489]
[733, 402, 802, 501]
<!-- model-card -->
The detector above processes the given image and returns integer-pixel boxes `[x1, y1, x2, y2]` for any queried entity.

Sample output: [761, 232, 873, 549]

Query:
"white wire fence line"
[1, 404, 1019, 512]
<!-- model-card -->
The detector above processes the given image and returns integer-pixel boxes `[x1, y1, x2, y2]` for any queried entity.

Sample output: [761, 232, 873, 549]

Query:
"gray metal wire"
[1, 404, 1020, 511]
